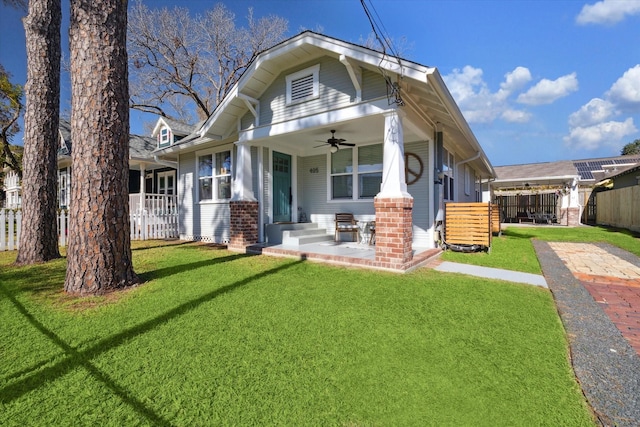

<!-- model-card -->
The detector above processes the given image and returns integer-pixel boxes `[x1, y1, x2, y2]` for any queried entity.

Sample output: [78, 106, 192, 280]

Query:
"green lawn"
[441, 224, 640, 274]
[1, 241, 594, 426]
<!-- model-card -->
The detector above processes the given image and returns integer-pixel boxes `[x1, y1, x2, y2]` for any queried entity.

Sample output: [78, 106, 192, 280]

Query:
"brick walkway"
[547, 242, 640, 355]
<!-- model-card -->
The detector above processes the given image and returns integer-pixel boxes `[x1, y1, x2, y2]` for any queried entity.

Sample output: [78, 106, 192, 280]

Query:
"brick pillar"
[374, 197, 413, 269]
[228, 200, 259, 251]
[567, 207, 581, 227]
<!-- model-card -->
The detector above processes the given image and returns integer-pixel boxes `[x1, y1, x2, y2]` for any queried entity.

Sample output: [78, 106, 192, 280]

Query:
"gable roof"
[156, 31, 494, 179]
[57, 118, 158, 162]
[151, 116, 196, 137]
[492, 154, 640, 189]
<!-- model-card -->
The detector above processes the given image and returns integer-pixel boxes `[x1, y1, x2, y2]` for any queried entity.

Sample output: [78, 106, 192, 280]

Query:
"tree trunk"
[15, 0, 62, 265]
[65, 0, 139, 295]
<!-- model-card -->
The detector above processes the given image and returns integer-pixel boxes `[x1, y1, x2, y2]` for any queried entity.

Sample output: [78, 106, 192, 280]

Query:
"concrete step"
[282, 228, 332, 246]
[265, 222, 319, 245]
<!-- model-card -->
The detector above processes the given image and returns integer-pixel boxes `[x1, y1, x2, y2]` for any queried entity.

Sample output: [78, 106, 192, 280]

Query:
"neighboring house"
[153, 31, 495, 270]
[604, 163, 640, 190]
[491, 155, 640, 225]
[1, 167, 21, 209]
[57, 118, 179, 211]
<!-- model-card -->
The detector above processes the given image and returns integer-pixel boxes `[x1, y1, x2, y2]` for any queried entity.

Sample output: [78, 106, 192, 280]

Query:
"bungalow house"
[153, 31, 495, 271]
[56, 118, 178, 212]
[1, 167, 21, 209]
[490, 154, 640, 225]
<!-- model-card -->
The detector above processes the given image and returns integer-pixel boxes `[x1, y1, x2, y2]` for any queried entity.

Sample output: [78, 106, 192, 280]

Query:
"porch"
[246, 223, 442, 272]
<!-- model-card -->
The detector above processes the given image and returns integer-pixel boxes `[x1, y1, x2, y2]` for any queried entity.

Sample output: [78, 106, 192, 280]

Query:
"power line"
[359, 0, 404, 106]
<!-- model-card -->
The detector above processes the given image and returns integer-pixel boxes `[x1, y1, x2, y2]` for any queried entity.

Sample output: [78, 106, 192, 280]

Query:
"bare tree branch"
[127, 0, 288, 124]
[0, 64, 23, 175]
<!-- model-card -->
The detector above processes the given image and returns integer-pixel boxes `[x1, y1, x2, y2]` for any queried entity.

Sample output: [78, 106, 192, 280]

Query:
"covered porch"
[246, 239, 441, 273]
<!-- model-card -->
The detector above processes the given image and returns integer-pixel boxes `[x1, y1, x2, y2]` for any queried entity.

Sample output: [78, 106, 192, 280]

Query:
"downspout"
[455, 151, 481, 170]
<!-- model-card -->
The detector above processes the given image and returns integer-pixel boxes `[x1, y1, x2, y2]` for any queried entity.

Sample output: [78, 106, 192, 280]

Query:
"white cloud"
[443, 65, 487, 104]
[443, 66, 501, 123]
[606, 64, 640, 109]
[443, 66, 536, 123]
[501, 109, 532, 123]
[576, 0, 640, 25]
[497, 67, 532, 100]
[517, 73, 579, 105]
[563, 118, 637, 150]
[568, 98, 616, 127]
[565, 65, 640, 150]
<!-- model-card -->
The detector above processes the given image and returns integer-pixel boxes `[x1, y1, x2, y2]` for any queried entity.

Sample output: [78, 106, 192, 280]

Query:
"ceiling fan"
[315, 130, 355, 152]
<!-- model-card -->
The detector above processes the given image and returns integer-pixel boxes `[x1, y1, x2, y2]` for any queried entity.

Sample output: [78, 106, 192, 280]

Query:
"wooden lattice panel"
[445, 202, 492, 247]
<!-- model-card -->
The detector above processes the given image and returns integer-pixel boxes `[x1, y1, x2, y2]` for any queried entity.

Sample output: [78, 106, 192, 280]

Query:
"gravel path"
[533, 240, 640, 427]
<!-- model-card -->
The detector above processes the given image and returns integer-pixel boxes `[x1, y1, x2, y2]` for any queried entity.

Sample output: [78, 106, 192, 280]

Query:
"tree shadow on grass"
[0, 260, 67, 297]
[138, 252, 252, 282]
[0, 257, 306, 425]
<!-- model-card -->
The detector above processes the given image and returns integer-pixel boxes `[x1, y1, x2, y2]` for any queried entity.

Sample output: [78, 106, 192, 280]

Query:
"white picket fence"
[1, 208, 179, 251]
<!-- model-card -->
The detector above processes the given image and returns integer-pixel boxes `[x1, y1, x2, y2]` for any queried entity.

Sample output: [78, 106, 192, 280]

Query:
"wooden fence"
[444, 202, 493, 250]
[1, 208, 178, 251]
[596, 186, 640, 233]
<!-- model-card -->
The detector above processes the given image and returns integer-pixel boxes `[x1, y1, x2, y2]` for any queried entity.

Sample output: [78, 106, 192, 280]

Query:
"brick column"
[228, 200, 259, 251]
[374, 197, 413, 269]
[567, 207, 581, 227]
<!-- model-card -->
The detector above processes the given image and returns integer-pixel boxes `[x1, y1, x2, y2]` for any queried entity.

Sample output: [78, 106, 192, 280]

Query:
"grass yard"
[1, 241, 595, 426]
[441, 224, 640, 274]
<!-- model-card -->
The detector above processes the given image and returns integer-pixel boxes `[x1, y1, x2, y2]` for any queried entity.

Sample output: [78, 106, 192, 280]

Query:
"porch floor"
[246, 240, 441, 272]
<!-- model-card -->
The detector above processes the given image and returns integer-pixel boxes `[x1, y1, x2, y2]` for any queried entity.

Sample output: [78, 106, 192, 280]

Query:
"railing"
[1, 205, 179, 251]
[129, 193, 177, 215]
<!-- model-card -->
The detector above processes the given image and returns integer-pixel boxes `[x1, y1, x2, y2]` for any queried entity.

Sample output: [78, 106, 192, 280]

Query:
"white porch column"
[232, 141, 256, 201]
[378, 109, 412, 199]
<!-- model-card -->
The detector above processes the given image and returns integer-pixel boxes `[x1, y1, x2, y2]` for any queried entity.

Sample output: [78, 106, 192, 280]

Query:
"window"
[330, 144, 382, 200]
[158, 127, 171, 147]
[158, 171, 175, 195]
[198, 150, 232, 202]
[58, 168, 70, 208]
[286, 64, 320, 105]
[464, 165, 471, 196]
[331, 148, 353, 199]
[357, 144, 383, 198]
[443, 148, 454, 201]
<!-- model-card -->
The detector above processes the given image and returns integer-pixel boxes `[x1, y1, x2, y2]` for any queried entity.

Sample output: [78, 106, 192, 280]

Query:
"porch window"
[198, 150, 232, 202]
[357, 144, 383, 198]
[286, 64, 320, 105]
[331, 148, 353, 199]
[330, 144, 383, 200]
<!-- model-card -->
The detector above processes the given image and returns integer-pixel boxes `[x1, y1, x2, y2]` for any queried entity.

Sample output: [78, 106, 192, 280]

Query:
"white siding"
[405, 141, 431, 247]
[262, 147, 271, 226]
[178, 152, 195, 239]
[362, 68, 387, 100]
[178, 149, 232, 243]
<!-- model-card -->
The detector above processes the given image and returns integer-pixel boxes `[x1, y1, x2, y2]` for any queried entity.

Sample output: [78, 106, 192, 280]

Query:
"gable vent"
[286, 64, 320, 105]
[290, 74, 314, 102]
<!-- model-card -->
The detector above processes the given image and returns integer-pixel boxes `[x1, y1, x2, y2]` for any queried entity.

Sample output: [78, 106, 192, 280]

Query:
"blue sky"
[1, 0, 640, 166]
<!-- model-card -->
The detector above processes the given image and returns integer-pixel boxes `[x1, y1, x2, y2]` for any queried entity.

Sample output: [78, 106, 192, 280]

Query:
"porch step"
[281, 228, 333, 246]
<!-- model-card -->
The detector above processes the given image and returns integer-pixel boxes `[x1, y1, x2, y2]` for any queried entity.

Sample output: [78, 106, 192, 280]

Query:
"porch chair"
[334, 213, 359, 242]
[368, 221, 376, 245]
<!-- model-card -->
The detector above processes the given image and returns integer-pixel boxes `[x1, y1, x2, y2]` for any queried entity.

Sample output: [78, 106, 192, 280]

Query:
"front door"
[273, 151, 292, 223]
